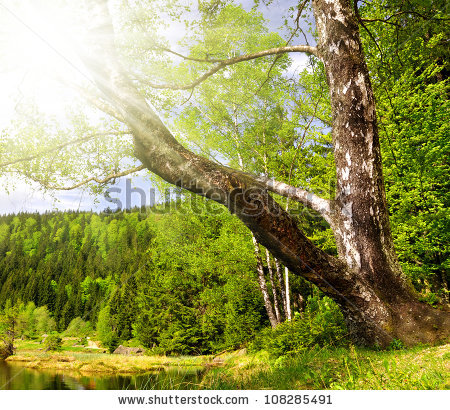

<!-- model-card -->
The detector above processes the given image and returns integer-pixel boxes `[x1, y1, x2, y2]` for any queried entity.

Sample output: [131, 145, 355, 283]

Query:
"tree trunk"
[284, 267, 292, 320]
[252, 236, 278, 328]
[82, 0, 450, 347]
[265, 249, 282, 322]
[311, 0, 450, 345]
[275, 258, 290, 319]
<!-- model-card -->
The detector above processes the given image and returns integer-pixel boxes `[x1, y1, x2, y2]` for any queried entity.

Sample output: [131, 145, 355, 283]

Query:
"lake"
[0, 360, 205, 390]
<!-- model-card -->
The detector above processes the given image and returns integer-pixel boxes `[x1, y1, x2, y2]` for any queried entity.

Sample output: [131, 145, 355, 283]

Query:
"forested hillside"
[0, 183, 448, 355]
[0, 200, 314, 354]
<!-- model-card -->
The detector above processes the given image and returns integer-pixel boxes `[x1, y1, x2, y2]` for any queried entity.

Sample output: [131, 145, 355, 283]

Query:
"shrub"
[250, 295, 348, 358]
[34, 306, 56, 336]
[64, 317, 93, 338]
[96, 306, 119, 353]
[107, 334, 120, 354]
[388, 339, 406, 351]
[0, 340, 14, 359]
[44, 332, 62, 351]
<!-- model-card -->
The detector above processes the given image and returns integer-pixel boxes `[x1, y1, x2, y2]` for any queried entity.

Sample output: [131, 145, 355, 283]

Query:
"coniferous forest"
[0, 202, 328, 355]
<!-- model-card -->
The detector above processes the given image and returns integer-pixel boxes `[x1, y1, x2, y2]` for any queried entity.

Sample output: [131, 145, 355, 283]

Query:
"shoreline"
[3, 344, 448, 390]
[4, 350, 212, 375]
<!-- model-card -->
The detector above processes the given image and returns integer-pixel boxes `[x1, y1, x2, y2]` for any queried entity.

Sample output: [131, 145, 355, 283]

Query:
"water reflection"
[0, 361, 204, 390]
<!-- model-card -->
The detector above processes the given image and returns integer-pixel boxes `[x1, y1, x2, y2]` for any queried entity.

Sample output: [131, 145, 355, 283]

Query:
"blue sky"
[0, 174, 159, 215]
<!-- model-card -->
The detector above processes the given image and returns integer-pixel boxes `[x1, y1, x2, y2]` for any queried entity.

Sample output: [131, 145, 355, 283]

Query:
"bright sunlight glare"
[0, 0, 88, 127]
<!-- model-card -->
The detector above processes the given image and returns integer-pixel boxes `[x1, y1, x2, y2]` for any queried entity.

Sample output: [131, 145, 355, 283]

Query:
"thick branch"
[24, 164, 145, 191]
[253, 175, 332, 224]
[79, 0, 355, 300]
[146, 45, 318, 90]
[158, 47, 222, 63]
[73, 84, 126, 122]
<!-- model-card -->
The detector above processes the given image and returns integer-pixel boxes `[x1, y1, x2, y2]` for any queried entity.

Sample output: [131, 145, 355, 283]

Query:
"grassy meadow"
[6, 338, 449, 390]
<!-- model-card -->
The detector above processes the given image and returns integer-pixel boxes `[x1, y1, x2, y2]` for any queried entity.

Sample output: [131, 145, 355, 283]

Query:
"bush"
[107, 334, 120, 354]
[44, 332, 62, 351]
[0, 340, 14, 359]
[34, 306, 56, 336]
[96, 306, 120, 353]
[64, 317, 93, 338]
[249, 295, 348, 358]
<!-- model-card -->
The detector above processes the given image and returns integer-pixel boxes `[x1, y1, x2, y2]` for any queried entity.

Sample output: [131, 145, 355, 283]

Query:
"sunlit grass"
[9, 339, 211, 375]
[201, 344, 450, 390]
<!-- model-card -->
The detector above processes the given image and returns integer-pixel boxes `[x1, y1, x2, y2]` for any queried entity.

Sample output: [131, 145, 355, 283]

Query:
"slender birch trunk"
[265, 249, 282, 322]
[274, 258, 288, 319]
[252, 235, 278, 328]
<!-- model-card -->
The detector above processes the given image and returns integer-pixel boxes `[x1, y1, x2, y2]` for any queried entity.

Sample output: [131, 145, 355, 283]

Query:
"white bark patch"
[369, 206, 374, 216]
[329, 42, 339, 55]
[348, 39, 359, 51]
[342, 201, 353, 219]
[340, 225, 362, 269]
[341, 183, 351, 196]
[325, 0, 348, 26]
[345, 151, 351, 166]
[346, 240, 361, 268]
[355, 72, 368, 106]
[362, 160, 373, 178]
[328, 70, 335, 89]
[353, 251, 361, 269]
[342, 79, 352, 95]
[341, 166, 350, 181]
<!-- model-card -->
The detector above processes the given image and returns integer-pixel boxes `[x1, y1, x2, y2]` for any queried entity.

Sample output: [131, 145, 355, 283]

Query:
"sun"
[0, 0, 87, 124]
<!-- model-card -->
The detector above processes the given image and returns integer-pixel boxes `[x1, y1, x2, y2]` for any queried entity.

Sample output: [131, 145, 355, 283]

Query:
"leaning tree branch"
[70, 83, 126, 122]
[252, 174, 332, 223]
[24, 164, 146, 191]
[157, 47, 223, 63]
[145, 45, 318, 90]
[0, 131, 129, 169]
[79, 2, 330, 217]
[75, 0, 348, 299]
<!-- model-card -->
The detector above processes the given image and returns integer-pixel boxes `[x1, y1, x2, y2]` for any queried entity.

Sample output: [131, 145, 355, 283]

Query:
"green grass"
[8, 339, 449, 389]
[201, 344, 449, 390]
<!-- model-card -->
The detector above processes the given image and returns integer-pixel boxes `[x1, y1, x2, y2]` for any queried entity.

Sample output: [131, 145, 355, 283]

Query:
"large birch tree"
[1, 0, 449, 346]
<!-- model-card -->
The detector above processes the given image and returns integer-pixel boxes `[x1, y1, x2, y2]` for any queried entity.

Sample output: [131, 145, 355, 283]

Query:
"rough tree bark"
[81, 0, 450, 346]
[309, 0, 450, 344]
